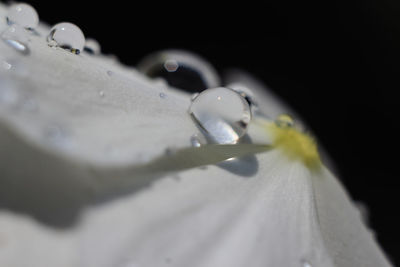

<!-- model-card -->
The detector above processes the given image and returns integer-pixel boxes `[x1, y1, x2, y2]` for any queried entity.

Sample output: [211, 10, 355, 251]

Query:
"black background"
[5, 0, 400, 264]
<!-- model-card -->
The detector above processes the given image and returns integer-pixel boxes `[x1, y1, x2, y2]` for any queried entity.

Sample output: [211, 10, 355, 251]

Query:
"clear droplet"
[159, 92, 167, 99]
[83, 38, 101, 55]
[189, 87, 251, 144]
[6, 3, 39, 30]
[99, 90, 105, 97]
[1, 25, 30, 55]
[47, 22, 85, 54]
[275, 114, 294, 128]
[137, 50, 220, 92]
[106, 70, 113, 76]
[190, 134, 202, 147]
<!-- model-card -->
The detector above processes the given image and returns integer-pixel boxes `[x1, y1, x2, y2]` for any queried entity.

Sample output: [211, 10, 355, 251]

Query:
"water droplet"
[47, 22, 85, 54]
[1, 25, 30, 55]
[6, 3, 39, 30]
[159, 92, 167, 99]
[137, 50, 220, 92]
[106, 70, 113, 76]
[301, 260, 312, 267]
[275, 114, 294, 128]
[190, 134, 202, 147]
[83, 38, 101, 55]
[189, 87, 251, 144]
[99, 90, 105, 97]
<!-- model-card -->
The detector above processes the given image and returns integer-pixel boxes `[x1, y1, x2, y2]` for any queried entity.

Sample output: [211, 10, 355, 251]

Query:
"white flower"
[0, 3, 391, 267]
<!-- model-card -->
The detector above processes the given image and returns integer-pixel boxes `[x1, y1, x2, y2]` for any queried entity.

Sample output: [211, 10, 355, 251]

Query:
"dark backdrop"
[7, 0, 400, 264]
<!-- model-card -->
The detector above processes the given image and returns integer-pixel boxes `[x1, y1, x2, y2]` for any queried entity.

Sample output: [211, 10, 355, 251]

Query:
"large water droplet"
[47, 22, 85, 54]
[189, 87, 251, 144]
[137, 50, 220, 92]
[6, 3, 39, 30]
[83, 38, 101, 55]
[1, 25, 30, 55]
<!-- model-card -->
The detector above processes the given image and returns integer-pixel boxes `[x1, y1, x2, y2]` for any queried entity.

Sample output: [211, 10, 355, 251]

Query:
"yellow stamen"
[266, 115, 321, 169]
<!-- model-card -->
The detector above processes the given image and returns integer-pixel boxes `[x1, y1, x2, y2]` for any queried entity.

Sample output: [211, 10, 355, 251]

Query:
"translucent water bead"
[47, 23, 85, 54]
[6, 3, 39, 30]
[189, 87, 252, 144]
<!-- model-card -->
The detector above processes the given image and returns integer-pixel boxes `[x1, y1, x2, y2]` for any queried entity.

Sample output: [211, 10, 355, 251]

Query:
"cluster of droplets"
[1, 2, 97, 55]
[2, 3, 259, 147]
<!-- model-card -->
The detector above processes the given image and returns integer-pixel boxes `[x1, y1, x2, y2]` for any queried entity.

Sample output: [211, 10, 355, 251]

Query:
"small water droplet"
[1, 25, 30, 55]
[6, 3, 39, 30]
[275, 114, 294, 128]
[83, 38, 101, 55]
[99, 90, 105, 97]
[190, 134, 202, 147]
[47, 22, 85, 54]
[164, 59, 179, 72]
[301, 260, 312, 267]
[107, 70, 113, 76]
[189, 87, 251, 144]
[159, 92, 167, 99]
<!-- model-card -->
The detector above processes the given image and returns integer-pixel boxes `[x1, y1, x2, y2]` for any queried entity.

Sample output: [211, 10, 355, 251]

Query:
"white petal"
[0, 3, 392, 267]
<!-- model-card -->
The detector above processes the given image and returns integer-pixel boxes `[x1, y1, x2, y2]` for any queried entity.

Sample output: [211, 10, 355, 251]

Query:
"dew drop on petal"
[47, 22, 85, 54]
[106, 70, 113, 76]
[1, 25, 30, 55]
[189, 87, 251, 144]
[6, 3, 39, 30]
[83, 38, 101, 55]
[190, 134, 202, 147]
[99, 90, 105, 98]
[159, 92, 167, 99]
